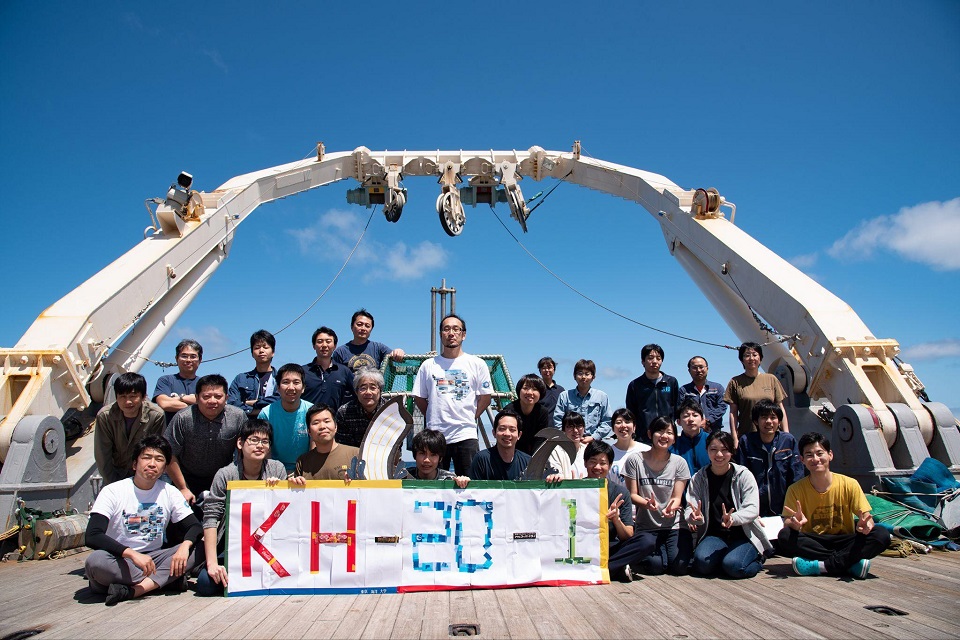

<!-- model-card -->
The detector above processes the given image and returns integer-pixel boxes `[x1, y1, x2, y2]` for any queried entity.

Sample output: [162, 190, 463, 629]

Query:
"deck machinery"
[1, 144, 958, 536]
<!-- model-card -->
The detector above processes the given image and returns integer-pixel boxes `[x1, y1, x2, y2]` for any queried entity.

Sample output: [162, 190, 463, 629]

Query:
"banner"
[225, 479, 608, 596]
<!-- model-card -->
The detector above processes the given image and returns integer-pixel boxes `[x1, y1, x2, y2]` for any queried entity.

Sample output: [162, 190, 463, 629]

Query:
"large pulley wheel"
[507, 188, 529, 233]
[437, 192, 465, 236]
[384, 190, 405, 223]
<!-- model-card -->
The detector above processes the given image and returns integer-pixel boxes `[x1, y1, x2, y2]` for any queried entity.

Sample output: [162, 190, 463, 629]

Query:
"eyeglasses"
[245, 437, 270, 446]
[440, 326, 464, 334]
[177, 354, 200, 360]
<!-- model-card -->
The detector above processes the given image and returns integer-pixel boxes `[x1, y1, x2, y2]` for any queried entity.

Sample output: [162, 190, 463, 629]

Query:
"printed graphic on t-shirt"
[810, 505, 843, 532]
[122, 502, 166, 542]
[434, 370, 470, 400]
[347, 354, 378, 372]
[635, 476, 676, 488]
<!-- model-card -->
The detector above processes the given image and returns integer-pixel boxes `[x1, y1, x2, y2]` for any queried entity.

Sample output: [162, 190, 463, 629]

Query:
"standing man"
[164, 374, 248, 505]
[625, 344, 680, 442]
[94, 373, 166, 485]
[228, 329, 280, 418]
[259, 363, 313, 472]
[332, 308, 406, 373]
[468, 409, 531, 481]
[553, 359, 613, 443]
[779, 432, 889, 579]
[538, 356, 564, 415]
[679, 356, 726, 433]
[414, 314, 492, 476]
[153, 339, 203, 423]
[302, 326, 355, 412]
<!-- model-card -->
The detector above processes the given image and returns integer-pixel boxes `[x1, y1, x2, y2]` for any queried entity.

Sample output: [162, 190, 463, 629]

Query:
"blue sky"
[1, 1, 958, 417]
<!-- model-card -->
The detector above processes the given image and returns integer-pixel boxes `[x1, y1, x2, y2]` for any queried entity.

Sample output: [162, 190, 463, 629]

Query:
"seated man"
[197, 419, 287, 597]
[94, 372, 166, 485]
[550, 440, 634, 555]
[736, 399, 804, 517]
[779, 432, 890, 579]
[259, 363, 313, 472]
[396, 429, 469, 487]
[164, 374, 248, 506]
[335, 368, 386, 448]
[293, 405, 359, 481]
[332, 308, 405, 372]
[84, 435, 201, 605]
[468, 409, 531, 481]
[153, 339, 203, 423]
[671, 398, 710, 476]
[228, 329, 280, 418]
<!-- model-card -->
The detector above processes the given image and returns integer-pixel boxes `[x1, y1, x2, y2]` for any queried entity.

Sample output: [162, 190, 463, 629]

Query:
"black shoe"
[105, 583, 134, 606]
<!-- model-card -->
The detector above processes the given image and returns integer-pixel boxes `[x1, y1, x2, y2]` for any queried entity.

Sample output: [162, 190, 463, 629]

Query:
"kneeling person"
[84, 435, 201, 605]
[197, 419, 288, 596]
[468, 409, 531, 481]
[779, 432, 890, 579]
[396, 429, 469, 487]
[293, 405, 359, 481]
[585, 440, 634, 554]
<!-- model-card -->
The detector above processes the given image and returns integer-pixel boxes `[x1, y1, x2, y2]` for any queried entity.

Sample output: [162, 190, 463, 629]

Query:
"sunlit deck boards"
[1, 551, 958, 639]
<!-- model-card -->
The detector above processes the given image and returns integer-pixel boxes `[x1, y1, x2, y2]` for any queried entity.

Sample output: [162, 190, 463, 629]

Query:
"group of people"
[85, 310, 889, 606]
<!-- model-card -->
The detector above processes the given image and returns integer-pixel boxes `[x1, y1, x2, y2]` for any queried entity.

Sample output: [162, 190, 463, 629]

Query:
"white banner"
[225, 479, 608, 595]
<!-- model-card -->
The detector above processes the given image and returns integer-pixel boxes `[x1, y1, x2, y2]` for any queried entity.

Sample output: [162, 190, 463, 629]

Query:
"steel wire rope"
[488, 206, 736, 350]
[101, 144, 336, 365]
[578, 145, 793, 348]
[109, 206, 377, 368]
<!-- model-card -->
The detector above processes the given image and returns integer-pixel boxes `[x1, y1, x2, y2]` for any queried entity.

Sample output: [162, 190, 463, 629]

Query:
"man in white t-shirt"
[414, 314, 492, 475]
[84, 435, 201, 605]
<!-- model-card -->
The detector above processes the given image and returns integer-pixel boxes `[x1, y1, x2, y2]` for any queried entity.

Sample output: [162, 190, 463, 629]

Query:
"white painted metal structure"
[1, 144, 957, 531]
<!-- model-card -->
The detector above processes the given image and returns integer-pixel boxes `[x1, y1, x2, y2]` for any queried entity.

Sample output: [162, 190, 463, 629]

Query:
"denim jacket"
[228, 368, 279, 417]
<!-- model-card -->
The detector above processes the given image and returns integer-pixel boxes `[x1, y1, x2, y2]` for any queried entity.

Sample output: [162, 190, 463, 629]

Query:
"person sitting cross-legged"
[778, 432, 890, 579]
[84, 435, 201, 606]
[196, 419, 288, 597]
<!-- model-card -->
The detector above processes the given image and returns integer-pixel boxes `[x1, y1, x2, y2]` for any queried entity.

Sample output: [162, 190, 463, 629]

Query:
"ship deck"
[0, 549, 958, 639]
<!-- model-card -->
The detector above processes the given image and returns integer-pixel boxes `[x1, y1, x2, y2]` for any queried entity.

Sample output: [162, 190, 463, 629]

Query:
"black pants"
[777, 526, 890, 574]
[609, 528, 693, 577]
[443, 439, 479, 476]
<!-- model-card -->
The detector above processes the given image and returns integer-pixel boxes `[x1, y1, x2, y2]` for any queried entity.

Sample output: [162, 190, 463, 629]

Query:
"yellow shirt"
[782, 474, 870, 535]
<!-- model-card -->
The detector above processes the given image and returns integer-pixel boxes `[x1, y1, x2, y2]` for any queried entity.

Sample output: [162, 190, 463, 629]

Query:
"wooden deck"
[1, 550, 958, 639]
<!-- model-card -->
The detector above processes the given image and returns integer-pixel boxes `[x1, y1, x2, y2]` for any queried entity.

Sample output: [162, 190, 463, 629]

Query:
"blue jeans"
[196, 554, 226, 597]
[693, 535, 764, 579]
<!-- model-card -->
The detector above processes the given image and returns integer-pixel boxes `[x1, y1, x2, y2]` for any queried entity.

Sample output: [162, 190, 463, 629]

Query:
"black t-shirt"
[708, 466, 746, 542]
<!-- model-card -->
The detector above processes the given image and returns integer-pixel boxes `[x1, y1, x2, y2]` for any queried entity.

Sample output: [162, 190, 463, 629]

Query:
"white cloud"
[827, 198, 960, 271]
[287, 209, 448, 281]
[900, 338, 960, 362]
[599, 366, 633, 380]
[788, 252, 818, 269]
[202, 49, 229, 73]
[174, 325, 234, 358]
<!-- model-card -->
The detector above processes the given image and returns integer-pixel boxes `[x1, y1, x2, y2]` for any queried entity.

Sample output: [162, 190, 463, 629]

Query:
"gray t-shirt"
[622, 453, 691, 531]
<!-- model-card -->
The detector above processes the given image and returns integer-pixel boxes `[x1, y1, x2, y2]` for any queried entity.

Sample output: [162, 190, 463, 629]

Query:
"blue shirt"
[553, 387, 612, 441]
[301, 360, 354, 411]
[259, 399, 313, 472]
[671, 429, 711, 476]
[152, 373, 199, 423]
[332, 340, 392, 373]
[679, 380, 727, 432]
